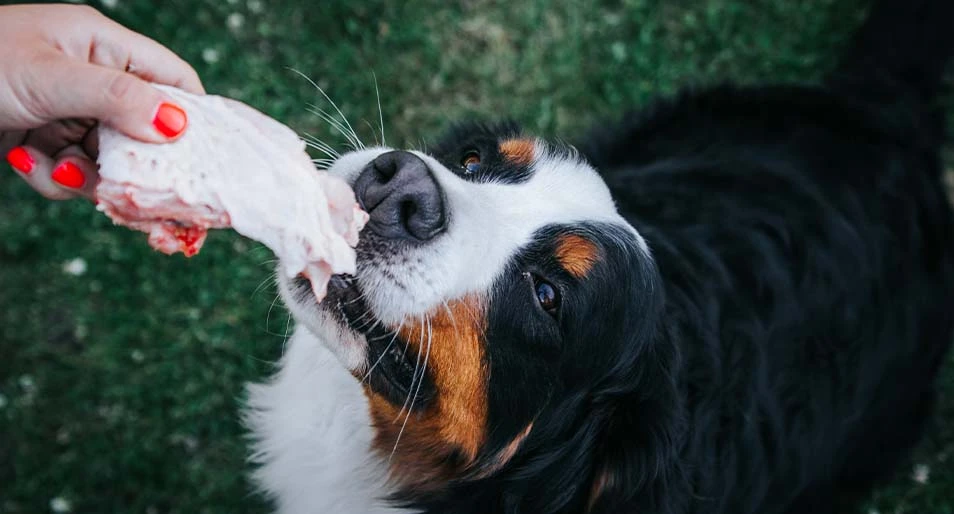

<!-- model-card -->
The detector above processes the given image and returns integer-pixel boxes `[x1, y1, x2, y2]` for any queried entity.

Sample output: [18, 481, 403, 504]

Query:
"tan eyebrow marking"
[555, 234, 600, 279]
[499, 138, 535, 166]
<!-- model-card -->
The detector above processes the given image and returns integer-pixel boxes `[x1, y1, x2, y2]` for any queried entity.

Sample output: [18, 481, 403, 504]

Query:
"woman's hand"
[1, 4, 204, 200]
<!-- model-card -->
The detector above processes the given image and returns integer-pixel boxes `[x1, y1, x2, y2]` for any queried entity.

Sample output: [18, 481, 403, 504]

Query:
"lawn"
[1, 0, 952, 513]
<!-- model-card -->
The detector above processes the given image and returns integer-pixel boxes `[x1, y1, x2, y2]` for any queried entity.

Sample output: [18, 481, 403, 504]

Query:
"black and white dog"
[245, 0, 954, 512]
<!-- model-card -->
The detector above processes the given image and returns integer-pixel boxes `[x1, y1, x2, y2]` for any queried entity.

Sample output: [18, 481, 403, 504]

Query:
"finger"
[33, 59, 189, 144]
[5, 145, 78, 201]
[52, 146, 99, 201]
[21, 118, 96, 157]
[91, 24, 205, 94]
[54, 5, 205, 95]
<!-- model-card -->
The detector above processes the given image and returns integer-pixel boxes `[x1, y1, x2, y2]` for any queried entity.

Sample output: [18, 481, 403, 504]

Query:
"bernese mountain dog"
[245, 0, 954, 512]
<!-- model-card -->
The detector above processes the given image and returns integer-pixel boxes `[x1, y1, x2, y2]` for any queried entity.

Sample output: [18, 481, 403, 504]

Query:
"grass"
[1, 0, 951, 512]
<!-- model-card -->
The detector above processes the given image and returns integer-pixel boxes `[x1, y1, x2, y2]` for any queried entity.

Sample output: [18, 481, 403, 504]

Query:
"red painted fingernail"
[153, 102, 187, 138]
[51, 162, 86, 189]
[6, 147, 34, 174]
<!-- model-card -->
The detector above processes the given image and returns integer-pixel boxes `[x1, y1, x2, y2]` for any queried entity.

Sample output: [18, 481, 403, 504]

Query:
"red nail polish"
[6, 147, 34, 174]
[153, 102, 187, 138]
[51, 162, 86, 189]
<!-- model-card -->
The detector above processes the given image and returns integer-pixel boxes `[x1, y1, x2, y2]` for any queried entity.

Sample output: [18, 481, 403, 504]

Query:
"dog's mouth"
[294, 273, 431, 406]
[310, 274, 371, 330]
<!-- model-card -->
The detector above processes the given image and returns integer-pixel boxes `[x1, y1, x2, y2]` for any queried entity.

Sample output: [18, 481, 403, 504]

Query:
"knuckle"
[105, 72, 139, 106]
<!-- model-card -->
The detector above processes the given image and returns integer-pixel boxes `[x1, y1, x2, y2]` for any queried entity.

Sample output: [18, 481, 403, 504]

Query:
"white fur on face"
[277, 141, 645, 370]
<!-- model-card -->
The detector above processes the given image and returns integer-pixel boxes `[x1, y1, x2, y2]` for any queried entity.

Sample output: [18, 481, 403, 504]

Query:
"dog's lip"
[326, 274, 358, 300]
[298, 273, 366, 329]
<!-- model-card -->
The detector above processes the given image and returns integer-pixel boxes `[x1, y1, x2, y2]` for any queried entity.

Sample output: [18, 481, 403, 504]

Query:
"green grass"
[1, 0, 952, 512]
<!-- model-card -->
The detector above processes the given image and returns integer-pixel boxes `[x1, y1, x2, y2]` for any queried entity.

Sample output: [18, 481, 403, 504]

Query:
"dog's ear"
[421, 341, 686, 514]
[584, 343, 689, 514]
[584, 400, 687, 514]
[497, 339, 686, 514]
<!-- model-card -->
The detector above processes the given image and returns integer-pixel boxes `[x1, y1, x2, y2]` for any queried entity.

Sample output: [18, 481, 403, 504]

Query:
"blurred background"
[1, 0, 952, 513]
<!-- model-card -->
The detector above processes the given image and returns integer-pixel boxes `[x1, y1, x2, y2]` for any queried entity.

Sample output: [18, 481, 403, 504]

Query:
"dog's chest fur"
[245, 329, 412, 514]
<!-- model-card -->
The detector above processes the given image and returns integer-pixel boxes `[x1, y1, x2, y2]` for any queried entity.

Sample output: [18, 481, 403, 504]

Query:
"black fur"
[431, 121, 533, 184]
[405, 0, 954, 512]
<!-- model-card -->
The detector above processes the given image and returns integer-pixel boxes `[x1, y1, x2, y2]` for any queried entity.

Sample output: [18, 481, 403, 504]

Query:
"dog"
[245, 0, 954, 512]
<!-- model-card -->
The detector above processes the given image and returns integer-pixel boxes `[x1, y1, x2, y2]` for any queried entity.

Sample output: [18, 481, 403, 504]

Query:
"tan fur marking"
[473, 422, 534, 479]
[499, 138, 535, 166]
[364, 295, 488, 491]
[587, 468, 617, 512]
[555, 234, 599, 278]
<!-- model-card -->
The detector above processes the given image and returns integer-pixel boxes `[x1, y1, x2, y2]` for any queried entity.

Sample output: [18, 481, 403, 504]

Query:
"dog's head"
[278, 122, 680, 511]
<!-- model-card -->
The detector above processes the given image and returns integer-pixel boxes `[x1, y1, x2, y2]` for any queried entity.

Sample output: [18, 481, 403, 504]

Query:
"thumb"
[34, 59, 188, 143]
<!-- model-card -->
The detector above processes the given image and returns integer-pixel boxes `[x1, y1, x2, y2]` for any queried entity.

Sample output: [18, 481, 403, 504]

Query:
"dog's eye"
[535, 279, 561, 317]
[536, 281, 559, 314]
[522, 272, 561, 317]
[461, 151, 481, 174]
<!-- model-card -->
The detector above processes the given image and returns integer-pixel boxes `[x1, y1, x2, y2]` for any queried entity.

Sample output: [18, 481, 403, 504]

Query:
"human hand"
[1, 4, 204, 200]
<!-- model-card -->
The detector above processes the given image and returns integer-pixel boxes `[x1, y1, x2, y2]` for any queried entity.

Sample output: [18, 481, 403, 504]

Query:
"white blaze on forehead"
[323, 142, 646, 325]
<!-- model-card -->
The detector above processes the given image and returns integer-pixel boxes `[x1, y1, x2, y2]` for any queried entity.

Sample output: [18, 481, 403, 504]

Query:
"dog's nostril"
[373, 158, 398, 181]
[400, 200, 417, 222]
[354, 151, 447, 242]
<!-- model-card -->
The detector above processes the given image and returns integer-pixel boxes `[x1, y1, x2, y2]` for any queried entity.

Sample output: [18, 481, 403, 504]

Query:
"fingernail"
[153, 102, 187, 138]
[6, 147, 34, 174]
[51, 162, 86, 189]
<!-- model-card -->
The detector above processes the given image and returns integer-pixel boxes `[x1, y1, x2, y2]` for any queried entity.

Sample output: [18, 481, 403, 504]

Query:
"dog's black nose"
[353, 151, 447, 241]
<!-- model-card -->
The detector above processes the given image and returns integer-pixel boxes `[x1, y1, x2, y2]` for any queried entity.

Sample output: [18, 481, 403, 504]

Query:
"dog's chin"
[276, 271, 373, 372]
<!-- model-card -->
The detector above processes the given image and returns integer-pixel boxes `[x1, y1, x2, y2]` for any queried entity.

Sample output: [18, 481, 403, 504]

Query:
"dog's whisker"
[300, 130, 340, 152]
[300, 133, 341, 159]
[264, 291, 286, 336]
[362, 119, 380, 146]
[373, 71, 386, 147]
[311, 155, 339, 168]
[411, 315, 433, 407]
[390, 314, 432, 462]
[304, 106, 356, 148]
[304, 146, 340, 164]
[362, 317, 405, 383]
[439, 299, 461, 336]
[350, 308, 378, 329]
[303, 141, 339, 162]
[312, 160, 337, 170]
[288, 67, 364, 150]
[280, 311, 293, 357]
[306, 106, 363, 152]
[251, 271, 278, 299]
[362, 337, 396, 383]
[312, 159, 337, 170]
[301, 131, 342, 159]
[393, 314, 427, 423]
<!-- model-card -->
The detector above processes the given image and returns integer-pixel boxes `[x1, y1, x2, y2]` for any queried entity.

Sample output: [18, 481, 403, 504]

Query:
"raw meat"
[95, 85, 367, 301]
